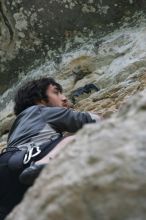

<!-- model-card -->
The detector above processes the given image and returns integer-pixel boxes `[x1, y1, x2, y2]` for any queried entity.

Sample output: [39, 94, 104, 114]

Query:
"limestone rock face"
[57, 22, 146, 117]
[0, 0, 146, 94]
[1, 15, 146, 138]
[6, 89, 146, 220]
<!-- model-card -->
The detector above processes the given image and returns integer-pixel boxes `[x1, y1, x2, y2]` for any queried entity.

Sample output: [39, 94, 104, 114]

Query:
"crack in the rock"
[0, 1, 14, 43]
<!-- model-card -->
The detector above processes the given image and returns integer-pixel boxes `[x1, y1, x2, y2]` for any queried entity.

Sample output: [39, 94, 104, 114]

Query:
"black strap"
[0, 136, 63, 171]
[33, 136, 64, 161]
[8, 150, 27, 171]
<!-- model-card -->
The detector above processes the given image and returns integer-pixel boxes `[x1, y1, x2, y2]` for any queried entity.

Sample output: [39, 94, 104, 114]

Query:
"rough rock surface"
[6, 89, 146, 220]
[1, 15, 146, 134]
[0, 0, 146, 93]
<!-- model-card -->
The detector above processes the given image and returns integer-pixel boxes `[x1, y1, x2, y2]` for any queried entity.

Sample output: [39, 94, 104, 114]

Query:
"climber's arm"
[41, 107, 97, 133]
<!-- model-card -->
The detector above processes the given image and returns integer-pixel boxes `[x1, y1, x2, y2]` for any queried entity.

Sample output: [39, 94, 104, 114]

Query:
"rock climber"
[0, 77, 102, 219]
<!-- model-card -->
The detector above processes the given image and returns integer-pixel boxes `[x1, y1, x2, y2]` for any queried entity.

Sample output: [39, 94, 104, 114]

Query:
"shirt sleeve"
[41, 106, 96, 133]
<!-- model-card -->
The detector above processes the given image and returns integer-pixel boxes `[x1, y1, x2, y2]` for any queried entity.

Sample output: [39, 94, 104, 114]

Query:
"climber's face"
[45, 84, 70, 108]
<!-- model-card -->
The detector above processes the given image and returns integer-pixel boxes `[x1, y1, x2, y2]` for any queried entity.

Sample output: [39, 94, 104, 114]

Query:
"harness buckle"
[23, 143, 41, 164]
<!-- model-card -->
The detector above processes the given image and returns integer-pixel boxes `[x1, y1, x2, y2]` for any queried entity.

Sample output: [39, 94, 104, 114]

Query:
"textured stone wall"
[0, 0, 146, 93]
[1, 16, 146, 149]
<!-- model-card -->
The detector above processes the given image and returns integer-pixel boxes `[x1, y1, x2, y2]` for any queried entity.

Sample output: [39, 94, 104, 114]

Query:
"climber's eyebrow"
[55, 86, 60, 92]
[52, 83, 63, 93]
[52, 86, 62, 94]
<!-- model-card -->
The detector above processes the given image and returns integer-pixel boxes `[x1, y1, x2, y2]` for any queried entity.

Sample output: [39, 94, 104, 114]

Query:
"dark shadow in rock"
[70, 83, 100, 104]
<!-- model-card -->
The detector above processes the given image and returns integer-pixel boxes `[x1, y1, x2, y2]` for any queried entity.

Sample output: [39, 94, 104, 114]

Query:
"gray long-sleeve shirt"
[7, 105, 96, 148]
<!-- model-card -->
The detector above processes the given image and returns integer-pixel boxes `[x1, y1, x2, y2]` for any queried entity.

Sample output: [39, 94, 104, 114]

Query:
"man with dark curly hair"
[0, 77, 101, 219]
[9, 77, 101, 165]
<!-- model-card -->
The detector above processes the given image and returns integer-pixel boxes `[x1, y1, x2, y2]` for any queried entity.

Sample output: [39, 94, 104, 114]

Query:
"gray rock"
[1, 14, 146, 115]
[0, 0, 146, 94]
[0, 114, 15, 136]
[6, 89, 146, 220]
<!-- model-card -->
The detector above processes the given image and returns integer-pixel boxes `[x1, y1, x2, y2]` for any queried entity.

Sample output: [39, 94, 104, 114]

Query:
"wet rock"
[6, 89, 146, 220]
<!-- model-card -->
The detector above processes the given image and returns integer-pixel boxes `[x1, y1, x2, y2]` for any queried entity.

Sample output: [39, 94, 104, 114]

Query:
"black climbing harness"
[0, 142, 43, 172]
[0, 136, 63, 172]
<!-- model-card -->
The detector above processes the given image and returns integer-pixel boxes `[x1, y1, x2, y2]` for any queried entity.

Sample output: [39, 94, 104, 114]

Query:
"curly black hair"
[14, 77, 63, 116]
